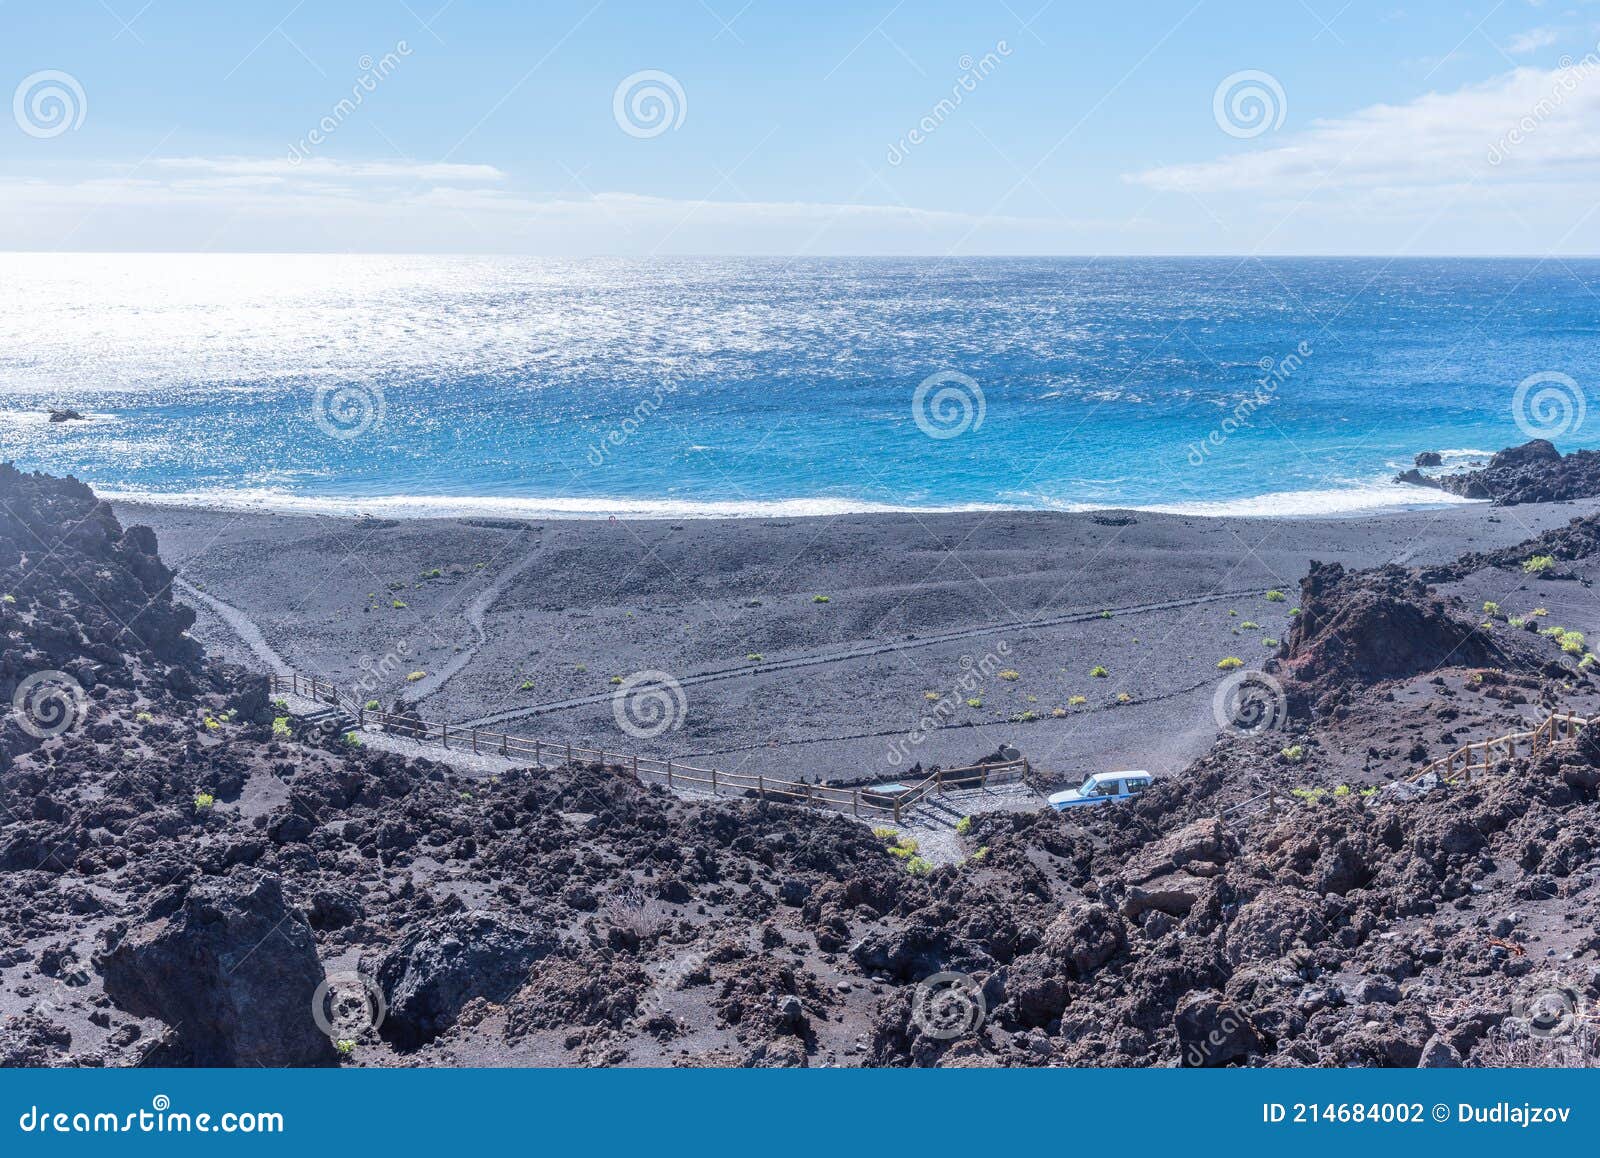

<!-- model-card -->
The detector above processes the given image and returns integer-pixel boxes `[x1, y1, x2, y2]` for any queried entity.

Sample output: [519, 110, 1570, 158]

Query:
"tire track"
[456, 587, 1273, 729]
[407, 535, 543, 705]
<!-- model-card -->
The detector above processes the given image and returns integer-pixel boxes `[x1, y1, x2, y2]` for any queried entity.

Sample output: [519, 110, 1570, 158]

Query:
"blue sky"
[5, 0, 1600, 253]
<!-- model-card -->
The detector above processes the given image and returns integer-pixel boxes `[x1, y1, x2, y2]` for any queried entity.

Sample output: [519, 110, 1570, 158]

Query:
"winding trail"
[406, 535, 543, 705]
[457, 587, 1273, 730]
[173, 577, 292, 677]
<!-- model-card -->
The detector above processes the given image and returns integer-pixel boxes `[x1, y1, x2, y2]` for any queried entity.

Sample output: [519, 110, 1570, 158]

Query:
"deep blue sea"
[1, 254, 1596, 518]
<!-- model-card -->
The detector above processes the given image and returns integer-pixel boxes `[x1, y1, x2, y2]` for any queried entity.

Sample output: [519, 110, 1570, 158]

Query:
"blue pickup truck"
[1047, 770, 1152, 810]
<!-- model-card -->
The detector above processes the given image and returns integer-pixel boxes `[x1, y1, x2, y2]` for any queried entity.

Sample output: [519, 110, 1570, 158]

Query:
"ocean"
[1, 253, 1595, 519]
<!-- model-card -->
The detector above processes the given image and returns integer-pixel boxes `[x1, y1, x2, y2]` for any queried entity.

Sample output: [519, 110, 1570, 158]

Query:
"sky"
[4, 0, 1600, 254]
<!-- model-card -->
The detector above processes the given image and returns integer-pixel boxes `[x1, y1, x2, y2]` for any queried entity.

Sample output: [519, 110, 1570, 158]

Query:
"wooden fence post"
[566, 742, 573, 765]
[936, 767, 943, 793]
[853, 790, 859, 818]
[632, 754, 638, 781]
[894, 796, 902, 825]
[711, 767, 717, 795]
[666, 758, 673, 789]
[472, 729, 478, 754]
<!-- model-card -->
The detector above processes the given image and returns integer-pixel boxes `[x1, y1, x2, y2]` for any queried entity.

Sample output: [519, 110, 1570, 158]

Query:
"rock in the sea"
[1414, 451, 1443, 467]
[97, 871, 336, 1067]
[47, 407, 85, 423]
[1427, 439, 1600, 505]
[376, 910, 558, 1049]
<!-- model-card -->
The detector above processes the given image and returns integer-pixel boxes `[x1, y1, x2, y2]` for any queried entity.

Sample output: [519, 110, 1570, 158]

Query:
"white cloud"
[1128, 64, 1600, 196]
[1508, 26, 1562, 54]
[154, 156, 506, 182]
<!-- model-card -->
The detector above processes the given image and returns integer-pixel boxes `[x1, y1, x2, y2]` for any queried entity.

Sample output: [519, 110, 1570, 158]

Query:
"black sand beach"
[123, 497, 1600, 791]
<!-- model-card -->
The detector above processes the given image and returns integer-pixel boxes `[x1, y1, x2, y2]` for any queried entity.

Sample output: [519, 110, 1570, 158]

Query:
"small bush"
[746, 653, 764, 662]
[1090, 665, 1109, 678]
[1068, 695, 1088, 706]
[421, 567, 442, 579]
[194, 793, 215, 811]
[955, 816, 972, 836]
[923, 691, 940, 701]
[610, 675, 623, 684]
[1531, 607, 1549, 617]
[136, 711, 154, 725]
[1523, 555, 1556, 574]
[335, 1040, 356, 1057]
[812, 594, 831, 603]
[1265, 590, 1287, 602]
[405, 670, 426, 682]
[271, 716, 292, 739]
[391, 600, 407, 609]
[1483, 601, 1500, 615]
[1050, 707, 1068, 718]
[998, 669, 1021, 681]
[519, 680, 533, 691]
[1262, 637, 1278, 648]
[904, 856, 933, 877]
[871, 826, 899, 842]
[1217, 656, 1244, 670]
[343, 732, 362, 748]
[364, 699, 380, 711]
[1280, 744, 1304, 762]
[203, 717, 220, 731]
[966, 697, 982, 708]
[1115, 692, 1131, 704]
[1099, 610, 1112, 619]
[1508, 617, 1526, 629]
[1240, 621, 1260, 630]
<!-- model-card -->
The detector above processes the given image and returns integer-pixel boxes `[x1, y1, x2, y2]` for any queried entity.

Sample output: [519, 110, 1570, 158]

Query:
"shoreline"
[97, 479, 1485, 523]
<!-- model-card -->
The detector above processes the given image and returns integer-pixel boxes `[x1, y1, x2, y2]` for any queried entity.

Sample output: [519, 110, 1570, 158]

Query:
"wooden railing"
[1221, 710, 1591, 826]
[1410, 711, 1589, 783]
[269, 673, 1031, 823]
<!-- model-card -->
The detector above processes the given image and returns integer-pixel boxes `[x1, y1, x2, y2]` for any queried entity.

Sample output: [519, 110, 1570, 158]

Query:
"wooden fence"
[269, 673, 1031, 824]
[1221, 709, 1591, 825]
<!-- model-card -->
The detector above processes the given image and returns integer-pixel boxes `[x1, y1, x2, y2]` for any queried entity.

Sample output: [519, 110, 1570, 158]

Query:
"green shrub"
[1291, 786, 1326, 803]
[135, 711, 154, 725]
[421, 568, 442, 579]
[1280, 744, 1304, 762]
[1068, 695, 1088, 706]
[405, 670, 426, 682]
[1531, 607, 1549, 617]
[335, 1040, 356, 1057]
[610, 675, 623, 684]
[746, 654, 764, 662]
[1240, 621, 1260, 630]
[1332, 784, 1352, 798]
[194, 793, 215, 811]
[1099, 610, 1112, 619]
[1261, 638, 1278, 648]
[1482, 601, 1500, 615]
[970, 846, 990, 861]
[812, 594, 830, 603]
[364, 699, 380, 711]
[1265, 590, 1287, 602]
[904, 856, 933, 877]
[871, 826, 899, 842]
[1050, 706, 1068, 718]
[343, 732, 362, 748]
[1090, 665, 1109, 678]
[271, 716, 292, 740]
[1, 594, 14, 604]
[997, 669, 1021, 681]
[923, 691, 940, 701]
[955, 816, 972, 836]
[391, 599, 407, 609]
[966, 697, 982, 708]
[1523, 555, 1556, 574]
[1508, 617, 1526, 629]
[1115, 692, 1131, 704]
[1216, 657, 1244, 670]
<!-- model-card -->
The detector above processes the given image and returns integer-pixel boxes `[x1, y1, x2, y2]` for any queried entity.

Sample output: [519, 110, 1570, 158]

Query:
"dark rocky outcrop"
[1397, 439, 1600, 505]
[97, 872, 336, 1067]
[1414, 451, 1443, 467]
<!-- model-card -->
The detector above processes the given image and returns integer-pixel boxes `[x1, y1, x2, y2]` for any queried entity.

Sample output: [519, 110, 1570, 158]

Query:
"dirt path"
[406, 535, 543, 706]
[173, 577, 292, 677]
[455, 587, 1271, 730]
